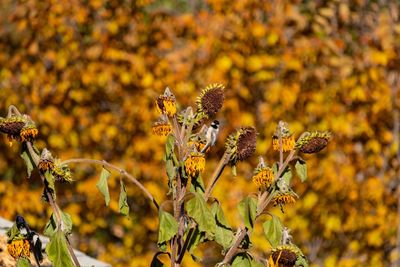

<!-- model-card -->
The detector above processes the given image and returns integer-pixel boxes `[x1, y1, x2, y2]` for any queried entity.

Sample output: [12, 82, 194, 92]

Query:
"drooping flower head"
[156, 87, 177, 117]
[252, 157, 274, 191]
[196, 83, 225, 117]
[269, 245, 299, 267]
[226, 127, 257, 164]
[0, 114, 38, 145]
[152, 117, 172, 136]
[184, 152, 205, 177]
[272, 121, 294, 152]
[7, 239, 30, 259]
[272, 191, 297, 207]
[38, 148, 55, 173]
[296, 131, 331, 154]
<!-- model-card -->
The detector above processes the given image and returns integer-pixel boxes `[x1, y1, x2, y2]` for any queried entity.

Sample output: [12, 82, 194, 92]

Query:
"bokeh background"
[1, 0, 399, 266]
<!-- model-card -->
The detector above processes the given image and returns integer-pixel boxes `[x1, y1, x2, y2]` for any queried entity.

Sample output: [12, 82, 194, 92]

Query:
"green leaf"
[238, 196, 257, 231]
[97, 168, 111, 206]
[45, 230, 75, 267]
[150, 252, 168, 267]
[295, 159, 307, 182]
[190, 174, 205, 194]
[157, 210, 178, 250]
[6, 224, 20, 241]
[118, 180, 129, 216]
[165, 134, 175, 158]
[282, 166, 292, 185]
[165, 158, 176, 181]
[186, 226, 204, 254]
[211, 203, 234, 250]
[20, 145, 34, 178]
[44, 212, 73, 236]
[262, 215, 283, 248]
[186, 193, 216, 235]
[16, 257, 30, 267]
[296, 256, 309, 267]
[231, 253, 263, 267]
[45, 170, 55, 192]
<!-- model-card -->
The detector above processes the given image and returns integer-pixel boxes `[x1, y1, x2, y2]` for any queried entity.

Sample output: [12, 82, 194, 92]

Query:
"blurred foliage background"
[1, 0, 400, 266]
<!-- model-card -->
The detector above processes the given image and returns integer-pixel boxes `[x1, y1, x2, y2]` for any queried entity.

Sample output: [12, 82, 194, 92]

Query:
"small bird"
[201, 120, 220, 153]
[15, 215, 43, 265]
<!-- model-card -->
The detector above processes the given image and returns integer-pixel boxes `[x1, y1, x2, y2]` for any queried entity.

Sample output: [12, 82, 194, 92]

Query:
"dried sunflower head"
[196, 83, 225, 117]
[272, 191, 297, 207]
[0, 115, 38, 145]
[272, 121, 294, 152]
[152, 118, 172, 136]
[156, 87, 177, 117]
[226, 127, 257, 164]
[296, 131, 331, 154]
[184, 152, 205, 177]
[0, 116, 25, 136]
[38, 148, 55, 173]
[252, 166, 274, 191]
[270, 245, 299, 267]
[7, 238, 30, 259]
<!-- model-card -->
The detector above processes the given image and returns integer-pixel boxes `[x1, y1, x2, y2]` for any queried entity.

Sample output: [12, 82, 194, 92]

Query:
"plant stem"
[61, 158, 159, 210]
[26, 142, 81, 267]
[222, 226, 247, 264]
[221, 149, 297, 264]
[204, 151, 230, 200]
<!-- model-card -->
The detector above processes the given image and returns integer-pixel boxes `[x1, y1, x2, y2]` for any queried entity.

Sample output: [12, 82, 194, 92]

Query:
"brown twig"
[204, 151, 230, 200]
[61, 158, 159, 210]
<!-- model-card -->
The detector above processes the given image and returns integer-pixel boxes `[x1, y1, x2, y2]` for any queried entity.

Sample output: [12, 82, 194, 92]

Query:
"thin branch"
[204, 152, 230, 200]
[221, 226, 247, 264]
[61, 158, 159, 210]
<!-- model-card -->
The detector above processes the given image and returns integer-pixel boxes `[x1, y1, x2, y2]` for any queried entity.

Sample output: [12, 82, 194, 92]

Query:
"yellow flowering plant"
[0, 84, 330, 267]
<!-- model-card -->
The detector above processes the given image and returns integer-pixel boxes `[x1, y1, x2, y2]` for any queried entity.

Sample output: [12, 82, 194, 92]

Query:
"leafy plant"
[0, 84, 330, 266]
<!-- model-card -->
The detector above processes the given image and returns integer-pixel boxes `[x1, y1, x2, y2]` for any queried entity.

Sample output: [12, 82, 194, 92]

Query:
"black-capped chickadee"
[201, 120, 220, 153]
[15, 215, 43, 264]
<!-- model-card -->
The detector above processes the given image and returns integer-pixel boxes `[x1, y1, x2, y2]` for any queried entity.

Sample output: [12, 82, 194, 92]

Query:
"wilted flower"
[0, 115, 38, 145]
[20, 124, 39, 142]
[152, 119, 172, 136]
[252, 157, 274, 191]
[52, 159, 73, 183]
[7, 239, 30, 259]
[269, 245, 299, 267]
[272, 121, 294, 152]
[272, 191, 297, 206]
[184, 152, 205, 177]
[196, 83, 225, 117]
[38, 148, 55, 173]
[156, 87, 177, 117]
[226, 127, 257, 164]
[296, 131, 331, 154]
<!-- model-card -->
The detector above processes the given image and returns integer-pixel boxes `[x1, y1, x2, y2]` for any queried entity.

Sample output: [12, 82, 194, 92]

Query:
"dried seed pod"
[226, 127, 257, 164]
[270, 245, 299, 267]
[296, 131, 331, 154]
[196, 83, 225, 117]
